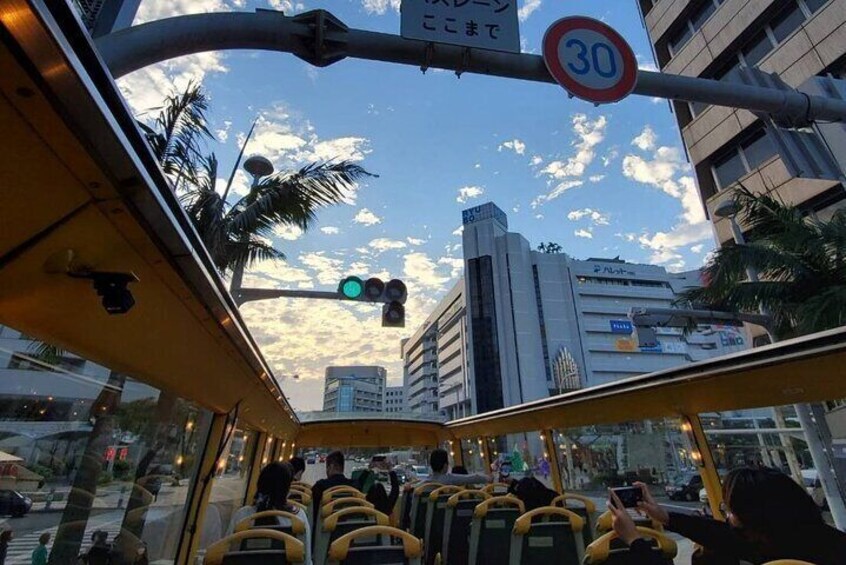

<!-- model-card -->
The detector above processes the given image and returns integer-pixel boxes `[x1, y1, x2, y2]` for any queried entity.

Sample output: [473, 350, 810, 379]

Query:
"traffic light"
[337, 277, 407, 327]
[338, 276, 364, 299]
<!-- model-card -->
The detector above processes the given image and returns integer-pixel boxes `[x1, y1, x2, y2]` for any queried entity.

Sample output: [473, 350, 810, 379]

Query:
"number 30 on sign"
[542, 16, 638, 104]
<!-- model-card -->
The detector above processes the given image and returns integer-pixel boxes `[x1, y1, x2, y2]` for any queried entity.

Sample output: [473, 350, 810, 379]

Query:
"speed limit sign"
[542, 16, 638, 104]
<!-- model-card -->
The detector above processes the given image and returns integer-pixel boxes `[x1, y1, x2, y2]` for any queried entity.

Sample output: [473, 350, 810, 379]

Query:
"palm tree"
[678, 185, 846, 338]
[141, 83, 375, 277]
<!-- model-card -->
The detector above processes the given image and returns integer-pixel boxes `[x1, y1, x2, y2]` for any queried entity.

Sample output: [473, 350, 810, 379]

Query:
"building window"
[711, 129, 777, 190]
[687, 0, 823, 119]
[667, 0, 725, 57]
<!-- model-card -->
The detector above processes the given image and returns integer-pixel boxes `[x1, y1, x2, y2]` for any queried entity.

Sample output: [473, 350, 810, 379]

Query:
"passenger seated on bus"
[451, 466, 468, 475]
[228, 462, 312, 564]
[352, 468, 400, 516]
[290, 457, 306, 481]
[425, 449, 492, 486]
[613, 467, 846, 565]
[311, 451, 354, 525]
[508, 477, 557, 511]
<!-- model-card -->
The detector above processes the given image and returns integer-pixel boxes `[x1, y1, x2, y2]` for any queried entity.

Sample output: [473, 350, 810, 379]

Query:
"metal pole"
[727, 215, 846, 529]
[95, 10, 846, 124]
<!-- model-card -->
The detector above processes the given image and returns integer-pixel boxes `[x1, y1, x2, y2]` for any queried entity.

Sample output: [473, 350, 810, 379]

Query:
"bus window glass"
[698, 404, 846, 525]
[0, 325, 210, 564]
[554, 418, 695, 500]
[198, 425, 257, 551]
[489, 433, 554, 489]
[460, 438, 485, 474]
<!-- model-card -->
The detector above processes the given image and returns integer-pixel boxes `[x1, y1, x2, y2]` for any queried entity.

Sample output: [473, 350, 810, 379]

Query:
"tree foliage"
[677, 186, 846, 338]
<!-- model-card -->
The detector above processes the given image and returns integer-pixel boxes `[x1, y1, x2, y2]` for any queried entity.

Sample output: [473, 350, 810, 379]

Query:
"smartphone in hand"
[610, 486, 644, 509]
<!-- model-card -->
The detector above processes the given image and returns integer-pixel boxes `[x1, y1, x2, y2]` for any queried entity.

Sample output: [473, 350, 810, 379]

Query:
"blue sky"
[121, 0, 715, 410]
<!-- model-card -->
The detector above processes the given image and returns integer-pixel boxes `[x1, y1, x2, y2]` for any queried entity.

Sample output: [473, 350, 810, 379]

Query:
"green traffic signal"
[340, 276, 364, 299]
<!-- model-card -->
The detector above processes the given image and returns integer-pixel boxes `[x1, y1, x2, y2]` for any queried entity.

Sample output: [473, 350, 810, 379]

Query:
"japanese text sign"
[401, 0, 520, 53]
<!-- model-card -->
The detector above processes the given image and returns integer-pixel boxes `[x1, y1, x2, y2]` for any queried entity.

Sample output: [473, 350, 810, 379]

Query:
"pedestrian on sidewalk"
[31, 533, 49, 565]
[0, 529, 13, 565]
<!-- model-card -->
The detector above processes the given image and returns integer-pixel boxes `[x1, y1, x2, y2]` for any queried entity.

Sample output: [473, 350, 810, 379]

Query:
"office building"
[322, 366, 386, 413]
[385, 385, 405, 413]
[400, 280, 471, 420]
[461, 202, 748, 415]
[637, 0, 846, 245]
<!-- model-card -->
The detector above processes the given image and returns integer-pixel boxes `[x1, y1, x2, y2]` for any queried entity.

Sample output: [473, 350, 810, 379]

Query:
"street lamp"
[230, 155, 274, 301]
[712, 196, 846, 527]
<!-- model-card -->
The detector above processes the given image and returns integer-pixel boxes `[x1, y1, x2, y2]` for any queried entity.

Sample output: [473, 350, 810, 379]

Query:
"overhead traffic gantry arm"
[95, 9, 846, 125]
[628, 307, 773, 349]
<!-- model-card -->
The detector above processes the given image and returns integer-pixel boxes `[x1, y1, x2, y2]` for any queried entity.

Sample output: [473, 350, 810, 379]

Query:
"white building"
[400, 280, 471, 420]
[322, 366, 386, 413]
[461, 202, 748, 414]
[384, 386, 405, 413]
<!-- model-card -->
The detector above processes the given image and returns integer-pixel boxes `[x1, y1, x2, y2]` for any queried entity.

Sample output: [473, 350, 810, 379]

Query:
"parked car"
[665, 473, 703, 501]
[408, 465, 429, 481]
[305, 455, 316, 465]
[0, 490, 31, 517]
[318, 454, 326, 463]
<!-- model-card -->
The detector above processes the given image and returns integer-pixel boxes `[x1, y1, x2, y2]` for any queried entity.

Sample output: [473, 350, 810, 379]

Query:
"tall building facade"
[400, 280, 471, 420]
[322, 366, 386, 413]
[461, 203, 748, 414]
[637, 0, 846, 246]
[385, 386, 405, 413]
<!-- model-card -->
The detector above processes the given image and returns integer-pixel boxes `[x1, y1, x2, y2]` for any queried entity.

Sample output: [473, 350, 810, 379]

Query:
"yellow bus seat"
[509, 506, 585, 565]
[423, 485, 464, 565]
[482, 483, 511, 496]
[551, 493, 597, 546]
[442, 490, 490, 565]
[315, 507, 390, 565]
[327, 525, 423, 565]
[203, 529, 305, 565]
[467, 496, 525, 565]
[234, 509, 307, 548]
[584, 527, 676, 565]
[409, 483, 444, 540]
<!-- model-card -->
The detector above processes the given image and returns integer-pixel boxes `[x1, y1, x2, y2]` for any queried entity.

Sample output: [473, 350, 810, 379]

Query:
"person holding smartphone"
[607, 466, 846, 565]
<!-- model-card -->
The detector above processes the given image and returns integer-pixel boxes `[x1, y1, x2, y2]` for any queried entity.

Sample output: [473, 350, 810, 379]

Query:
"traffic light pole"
[97, 9, 846, 125]
[234, 287, 340, 307]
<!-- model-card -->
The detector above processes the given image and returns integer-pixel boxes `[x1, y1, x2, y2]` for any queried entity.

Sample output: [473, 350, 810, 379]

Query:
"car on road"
[408, 465, 429, 481]
[305, 455, 316, 465]
[665, 473, 704, 501]
[0, 490, 31, 517]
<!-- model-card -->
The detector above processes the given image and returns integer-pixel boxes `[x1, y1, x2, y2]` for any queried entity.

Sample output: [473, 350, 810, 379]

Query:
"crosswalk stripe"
[4, 520, 123, 565]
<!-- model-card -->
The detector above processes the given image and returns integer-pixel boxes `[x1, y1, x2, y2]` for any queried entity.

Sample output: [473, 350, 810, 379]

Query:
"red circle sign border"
[542, 16, 638, 104]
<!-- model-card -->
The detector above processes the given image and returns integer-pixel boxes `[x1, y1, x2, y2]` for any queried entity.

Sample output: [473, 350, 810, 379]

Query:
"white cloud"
[404, 252, 451, 290]
[134, 0, 231, 23]
[632, 126, 657, 151]
[320, 226, 340, 235]
[437, 257, 464, 279]
[457, 186, 485, 203]
[567, 208, 609, 226]
[309, 137, 370, 162]
[498, 139, 526, 155]
[518, 0, 543, 21]
[273, 224, 304, 241]
[216, 120, 232, 142]
[369, 238, 407, 253]
[268, 0, 305, 11]
[353, 208, 382, 226]
[530, 155, 544, 166]
[299, 252, 344, 285]
[622, 145, 712, 266]
[452, 226, 464, 236]
[407, 237, 426, 246]
[574, 229, 593, 239]
[532, 114, 606, 207]
[361, 0, 401, 14]
[690, 244, 705, 253]
[602, 148, 619, 167]
[118, 52, 228, 115]
[588, 174, 605, 183]
[530, 180, 584, 208]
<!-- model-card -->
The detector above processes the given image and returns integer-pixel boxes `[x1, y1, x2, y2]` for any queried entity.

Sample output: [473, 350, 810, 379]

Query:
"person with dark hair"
[353, 468, 400, 516]
[608, 466, 846, 564]
[310, 450, 354, 533]
[508, 477, 557, 512]
[0, 529, 13, 565]
[425, 448, 491, 486]
[451, 465, 468, 475]
[85, 530, 112, 565]
[289, 456, 306, 481]
[228, 462, 311, 564]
